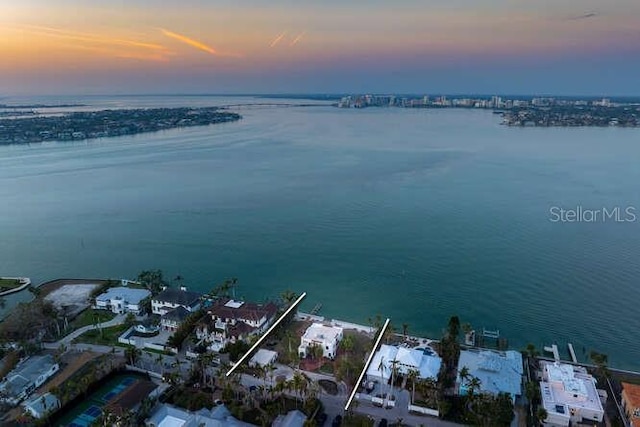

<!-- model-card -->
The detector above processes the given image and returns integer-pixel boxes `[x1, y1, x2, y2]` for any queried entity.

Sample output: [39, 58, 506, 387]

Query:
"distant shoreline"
[0, 106, 241, 146]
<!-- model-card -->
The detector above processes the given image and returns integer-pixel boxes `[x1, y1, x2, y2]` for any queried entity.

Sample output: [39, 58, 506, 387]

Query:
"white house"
[94, 287, 151, 315]
[298, 323, 343, 360]
[22, 392, 60, 419]
[151, 287, 202, 316]
[366, 344, 442, 383]
[457, 349, 523, 402]
[249, 349, 278, 368]
[196, 298, 278, 351]
[0, 355, 60, 405]
[538, 361, 604, 426]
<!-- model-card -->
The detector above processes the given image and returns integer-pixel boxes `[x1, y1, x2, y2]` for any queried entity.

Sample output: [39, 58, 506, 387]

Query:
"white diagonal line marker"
[344, 318, 390, 410]
[226, 292, 306, 376]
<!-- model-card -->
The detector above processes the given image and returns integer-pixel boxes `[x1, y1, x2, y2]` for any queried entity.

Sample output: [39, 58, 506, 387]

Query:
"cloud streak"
[160, 28, 217, 55]
[19, 25, 167, 51]
[269, 31, 287, 47]
[289, 32, 305, 46]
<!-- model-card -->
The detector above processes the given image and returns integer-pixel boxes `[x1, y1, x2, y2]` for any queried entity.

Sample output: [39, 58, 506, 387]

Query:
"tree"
[124, 346, 141, 366]
[590, 350, 610, 379]
[136, 270, 167, 293]
[525, 343, 539, 358]
[459, 366, 470, 383]
[466, 375, 482, 398]
[402, 323, 409, 339]
[407, 368, 419, 403]
[280, 290, 298, 305]
[447, 316, 460, 340]
[309, 343, 324, 360]
[536, 406, 548, 423]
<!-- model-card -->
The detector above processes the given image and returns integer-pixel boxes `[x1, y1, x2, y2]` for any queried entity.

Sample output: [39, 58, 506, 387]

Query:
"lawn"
[0, 278, 23, 291]
[68, 309, 116, 330]
[73, 324, 129, 346]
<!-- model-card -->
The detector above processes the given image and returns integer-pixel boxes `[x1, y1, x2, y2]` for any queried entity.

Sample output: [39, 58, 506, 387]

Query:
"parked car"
[332, 415, 342, 426]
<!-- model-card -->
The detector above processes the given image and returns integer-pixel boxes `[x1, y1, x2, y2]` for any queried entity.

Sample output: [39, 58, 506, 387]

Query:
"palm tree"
[466, 376, 482, 398]
[407, 368, 419, 404]
[402, 323, 409, 339]
[459, 366, 470, 383]
[280, 290, 297, 305]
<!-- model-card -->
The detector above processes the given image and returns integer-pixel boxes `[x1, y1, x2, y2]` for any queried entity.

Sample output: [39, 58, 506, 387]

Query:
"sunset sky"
[1, 0, 639, 95]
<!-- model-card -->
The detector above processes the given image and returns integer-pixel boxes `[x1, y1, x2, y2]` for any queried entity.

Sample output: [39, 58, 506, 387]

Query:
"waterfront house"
[22, 392, 60, 419]
[456, 349, 523, 402]
[298, 323, 343, 360]
[366, 344, 442, 384]
[622, 382, 640, 427]
[160, 306, 191, 332]
[94, 287, 151, 315]
[538, 361, 604, 426]
[195, 298, 278, 351]
[0, 355, 60, 405]
[151, 287, 202, 316]
[145, 402, 255, 426]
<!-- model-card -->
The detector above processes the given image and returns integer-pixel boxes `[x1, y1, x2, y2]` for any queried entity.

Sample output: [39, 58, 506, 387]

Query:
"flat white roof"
[540, 361, 603, 416]
[158, 415, 187, 427]
[95, 287, 151, 304]
[224, 300, 244, 309]
[249, 349, 278, 367]
[301, 323, 343, 343]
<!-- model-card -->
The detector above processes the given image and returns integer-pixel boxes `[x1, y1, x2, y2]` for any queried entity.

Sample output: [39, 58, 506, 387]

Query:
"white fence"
[408, 404, 439, 417]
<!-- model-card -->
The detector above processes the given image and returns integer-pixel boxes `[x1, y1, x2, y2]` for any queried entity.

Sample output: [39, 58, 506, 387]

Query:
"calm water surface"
[1, 96, 639, 369]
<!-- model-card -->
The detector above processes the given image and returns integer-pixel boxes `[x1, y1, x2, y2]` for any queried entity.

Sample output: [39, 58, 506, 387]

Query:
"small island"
[0, 107, 241, 145]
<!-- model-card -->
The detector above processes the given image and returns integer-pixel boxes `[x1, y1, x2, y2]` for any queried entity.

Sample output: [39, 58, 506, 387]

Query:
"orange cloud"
[160, 28, 217, 55]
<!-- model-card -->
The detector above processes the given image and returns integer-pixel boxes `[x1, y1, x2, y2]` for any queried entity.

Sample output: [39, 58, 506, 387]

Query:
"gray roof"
[161, 306, 191, 322]
[154, 288, 202, 306]
[0, 355, 57, 397]
[457, 350, 523, 397]
[23, 392, 60, 415]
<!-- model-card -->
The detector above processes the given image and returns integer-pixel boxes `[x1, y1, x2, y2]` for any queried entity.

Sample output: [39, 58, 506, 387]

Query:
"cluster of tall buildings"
[336, 94, 620, 110]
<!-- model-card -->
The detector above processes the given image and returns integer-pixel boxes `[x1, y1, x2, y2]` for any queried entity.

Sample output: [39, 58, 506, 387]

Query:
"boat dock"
[568, 343, 578, 363]
[310, 303, 322, 315]
[544, 344, 560, 361]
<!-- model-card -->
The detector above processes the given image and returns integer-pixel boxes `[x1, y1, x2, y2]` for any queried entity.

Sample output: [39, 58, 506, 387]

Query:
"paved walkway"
[43, 314, 126, 348]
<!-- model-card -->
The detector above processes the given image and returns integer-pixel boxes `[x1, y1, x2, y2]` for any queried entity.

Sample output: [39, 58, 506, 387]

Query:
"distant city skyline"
[1, 0, 639, 96]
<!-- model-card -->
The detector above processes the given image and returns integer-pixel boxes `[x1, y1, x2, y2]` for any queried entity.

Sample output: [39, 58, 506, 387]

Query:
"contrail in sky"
[20, 25, 166, 50]
[270, 31, 287, 47]
[565, 12, 598, 21]
[289, 32, 305, 46]
[160, 28, 217, 54]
